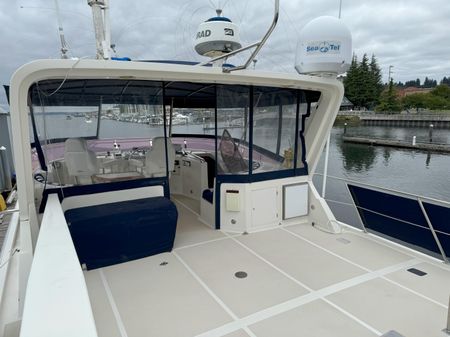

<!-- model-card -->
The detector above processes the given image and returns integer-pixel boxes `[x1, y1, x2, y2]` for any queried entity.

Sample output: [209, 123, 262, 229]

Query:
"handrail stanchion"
[418, 198, 449, 264]
[345, 183, 368, 233]
[321, 132, 331, 198]
[444, 295, 450, 335]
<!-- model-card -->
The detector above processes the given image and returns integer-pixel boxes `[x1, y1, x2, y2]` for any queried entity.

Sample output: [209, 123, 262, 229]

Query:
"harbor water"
[313, 125, 450, 228]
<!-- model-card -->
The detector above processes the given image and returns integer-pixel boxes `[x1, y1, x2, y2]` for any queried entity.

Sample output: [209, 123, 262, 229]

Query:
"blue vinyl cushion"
[65, 197, 178, 270]
[202, 189, 214, 204]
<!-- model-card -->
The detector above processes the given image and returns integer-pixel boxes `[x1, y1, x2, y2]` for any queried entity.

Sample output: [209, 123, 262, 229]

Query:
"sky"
[0, 0, 449, 110]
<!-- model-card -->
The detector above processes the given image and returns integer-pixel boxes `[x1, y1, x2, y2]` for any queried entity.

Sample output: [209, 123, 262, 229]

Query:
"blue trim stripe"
[206, 16, 232, 22]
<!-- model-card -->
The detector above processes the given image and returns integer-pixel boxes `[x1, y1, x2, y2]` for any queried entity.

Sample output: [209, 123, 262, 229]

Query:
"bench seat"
[65, 197, 178, 270]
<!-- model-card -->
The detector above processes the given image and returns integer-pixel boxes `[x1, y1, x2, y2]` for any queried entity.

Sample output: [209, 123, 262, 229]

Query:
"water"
[313, 125, 450, 228]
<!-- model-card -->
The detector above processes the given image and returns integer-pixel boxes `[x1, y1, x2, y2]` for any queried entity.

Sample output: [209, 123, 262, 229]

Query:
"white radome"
[295, 16, 352, 76]
[194, 18, 242, 58]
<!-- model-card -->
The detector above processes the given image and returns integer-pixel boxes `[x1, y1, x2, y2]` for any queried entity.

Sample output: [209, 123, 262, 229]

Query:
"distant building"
[340, 96, 354, 111]
[397, 87, 432, 98]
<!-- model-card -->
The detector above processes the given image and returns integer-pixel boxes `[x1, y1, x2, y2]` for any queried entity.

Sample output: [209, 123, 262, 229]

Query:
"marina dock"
[343, 135, 450, 153]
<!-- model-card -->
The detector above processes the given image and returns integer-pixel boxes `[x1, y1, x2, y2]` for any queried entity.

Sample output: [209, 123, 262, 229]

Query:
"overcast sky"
[1, 0, 449, 110]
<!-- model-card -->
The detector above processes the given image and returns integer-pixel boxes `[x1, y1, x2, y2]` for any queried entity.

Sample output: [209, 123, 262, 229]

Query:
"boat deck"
[84, 197, 450, 337]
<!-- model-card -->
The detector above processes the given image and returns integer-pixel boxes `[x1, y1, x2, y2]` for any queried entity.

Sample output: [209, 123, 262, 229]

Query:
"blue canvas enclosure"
[65, 197, 178, 270]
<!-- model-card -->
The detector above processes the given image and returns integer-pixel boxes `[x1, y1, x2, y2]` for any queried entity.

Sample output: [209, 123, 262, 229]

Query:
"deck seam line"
[99, 269, 129, 337]
[174, 235, 237, 251]
[282, 227, 372, 272]
[282, 227, 450, 307]
[380, 276, 448, 309]
[225, 232, 314, 291]
[172, 251, 258, 337]
[226, 232, 383, 336]
[194, 259, 419, 337]
[321, 298, 383, 336]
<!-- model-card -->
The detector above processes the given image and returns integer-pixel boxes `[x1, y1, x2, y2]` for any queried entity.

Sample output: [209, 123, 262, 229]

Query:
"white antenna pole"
[87, 0, 111, 59]
[321, 131, 331, 198]
[323, 0, 343, 198]
[103, 0, 112, 59]
[54, 0, 69, 58]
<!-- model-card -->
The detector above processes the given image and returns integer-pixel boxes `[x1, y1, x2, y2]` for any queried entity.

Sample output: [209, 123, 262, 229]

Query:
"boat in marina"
[0, 1, 449, 337]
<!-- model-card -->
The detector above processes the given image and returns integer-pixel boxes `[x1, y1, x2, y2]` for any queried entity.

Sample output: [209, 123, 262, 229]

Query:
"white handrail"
[0, 208, 20, 329]
[19, 194, 98, 337]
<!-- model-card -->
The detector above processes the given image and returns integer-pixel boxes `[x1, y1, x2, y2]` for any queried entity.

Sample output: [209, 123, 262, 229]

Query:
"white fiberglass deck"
[84, 197, 450, 337]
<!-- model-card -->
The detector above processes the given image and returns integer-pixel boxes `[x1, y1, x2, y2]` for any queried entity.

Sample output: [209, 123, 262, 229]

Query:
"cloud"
[1, 0, 449, 109]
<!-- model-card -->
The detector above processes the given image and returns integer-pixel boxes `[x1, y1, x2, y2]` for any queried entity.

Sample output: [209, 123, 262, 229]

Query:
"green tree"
[422, 95, 449, 109]
[368, 54, 383, 108]
[358, 54, 370, 105]
[431, 84, 450, 100]
[344, 53, 383, 109]
[423, 77, 437, 88]
[376, 79, 402, 113]
[343, 54, 361, 106]
[401, 85, 450, 111]
[405, 80, 418, 87]
[402, 93, 426, 112]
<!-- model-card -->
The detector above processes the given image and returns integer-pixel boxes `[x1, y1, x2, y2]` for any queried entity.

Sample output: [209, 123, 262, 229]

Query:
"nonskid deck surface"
[84, 197, 450, 337]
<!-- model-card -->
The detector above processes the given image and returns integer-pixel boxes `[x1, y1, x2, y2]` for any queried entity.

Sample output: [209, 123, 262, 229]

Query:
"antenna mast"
[87, 0, 112, 59]
[54, 0, 69, 58]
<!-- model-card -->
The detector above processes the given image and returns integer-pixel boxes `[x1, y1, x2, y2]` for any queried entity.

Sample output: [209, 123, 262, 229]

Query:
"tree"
[343, 54, 361, 106]
[423, 77, 437, 88]
[358, 54, 371, 105]
[402, 93, 426, 112]
[440, 76, 450, 86]
[376, 79, 402, 112]
[368, 54, 383, 108]
[431, 84, 450, 100]
[343, 53, 383, 109]
[405, 80, 418, 87]
[401, 85, 450, 111]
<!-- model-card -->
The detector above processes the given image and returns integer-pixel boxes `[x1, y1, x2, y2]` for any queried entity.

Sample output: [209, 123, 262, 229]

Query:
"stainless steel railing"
[444, 295, 450, 335]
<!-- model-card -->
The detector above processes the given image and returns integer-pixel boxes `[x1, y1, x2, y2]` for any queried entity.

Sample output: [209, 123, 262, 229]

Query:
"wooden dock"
[343, 135, 450, 153]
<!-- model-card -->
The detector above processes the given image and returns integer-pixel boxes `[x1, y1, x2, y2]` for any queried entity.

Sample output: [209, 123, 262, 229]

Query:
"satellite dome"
[194, 10, 242, 58]
[295, 16, 352, 76]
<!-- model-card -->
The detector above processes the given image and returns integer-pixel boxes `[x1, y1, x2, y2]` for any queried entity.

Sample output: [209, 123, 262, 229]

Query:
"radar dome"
[295, 16, 352, 76]
[194, 10, 242, 58]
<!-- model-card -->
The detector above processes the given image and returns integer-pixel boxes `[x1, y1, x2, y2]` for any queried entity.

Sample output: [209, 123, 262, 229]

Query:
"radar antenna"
[197, 0, 279, 73]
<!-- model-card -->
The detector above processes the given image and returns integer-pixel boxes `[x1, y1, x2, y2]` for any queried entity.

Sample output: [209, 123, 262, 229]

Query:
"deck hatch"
[407, 268, 427, 276]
